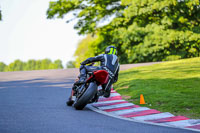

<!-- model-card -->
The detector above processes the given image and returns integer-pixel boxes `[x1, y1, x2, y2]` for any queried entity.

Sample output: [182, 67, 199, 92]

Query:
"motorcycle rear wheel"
[74, 82, 97, 110]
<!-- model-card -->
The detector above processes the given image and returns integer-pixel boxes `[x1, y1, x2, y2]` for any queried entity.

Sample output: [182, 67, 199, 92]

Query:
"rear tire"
[74, 82, 97, 110]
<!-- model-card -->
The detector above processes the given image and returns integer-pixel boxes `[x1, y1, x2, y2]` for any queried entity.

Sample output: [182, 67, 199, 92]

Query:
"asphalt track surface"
[0, 63, 197, 133]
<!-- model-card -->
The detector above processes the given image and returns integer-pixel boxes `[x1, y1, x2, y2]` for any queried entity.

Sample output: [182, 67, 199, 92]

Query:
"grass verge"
[114, 57, 200, 119]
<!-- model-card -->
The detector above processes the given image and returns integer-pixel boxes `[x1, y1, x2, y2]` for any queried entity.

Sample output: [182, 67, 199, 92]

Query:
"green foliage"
[47, 0, 200, 64]
[0, 59, 64, 72]
[6, 60, 25, 71]
[54, 59, 64, 69]
[73, 34, 100, 67]
[25, 59, 37, 70]
[0, 10, 2, 20]
[35, 60, 42, 70]
[111, 23, 200, 63]
[101, 0, 200, 63]
[163, 55, 182, 61]
[0, 6, 2, 20]
[0, 62, 6, 72]
[41, 59, 52, 69]
[66, 60, 75, 68]
[47, 0, 125, 34]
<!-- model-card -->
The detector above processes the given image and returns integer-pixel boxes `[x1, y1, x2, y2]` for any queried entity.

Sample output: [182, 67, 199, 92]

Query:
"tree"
[41, 59, 52, 69]
[0, 7, 2, 21]
[47, 0, 200, 64]
[35, 60, 42, 70]
[54, 59, 63, 69]
[25, 59, 37, 70]
[66, 60, 75, 68]
[0, 59, 65, 72]
[0, 62, 7, 72]
[47, 0, 125, 35]
[111, 0, 200, 62]
[73, 34, 100, 67]
[6, 60, 25, 71]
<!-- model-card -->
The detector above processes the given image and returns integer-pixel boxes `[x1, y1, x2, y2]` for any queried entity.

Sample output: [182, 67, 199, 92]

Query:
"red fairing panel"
[94, 70, 109, 85]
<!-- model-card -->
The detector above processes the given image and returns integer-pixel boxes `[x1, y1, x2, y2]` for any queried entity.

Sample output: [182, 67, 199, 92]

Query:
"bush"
[163, 55, 182, 61]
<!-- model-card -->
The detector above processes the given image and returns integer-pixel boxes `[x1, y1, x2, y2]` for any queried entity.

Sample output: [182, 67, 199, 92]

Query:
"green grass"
[115, 57, 200, 119]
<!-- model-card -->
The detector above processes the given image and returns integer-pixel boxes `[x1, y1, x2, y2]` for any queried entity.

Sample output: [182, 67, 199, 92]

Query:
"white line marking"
[93, 100, 126, 105]
[98, 103, 134, 110]
[111, 107, 150, 115]
[109, 93, 121, 97]
[132, 112, 174, 121]
[165, 119, 200, 127]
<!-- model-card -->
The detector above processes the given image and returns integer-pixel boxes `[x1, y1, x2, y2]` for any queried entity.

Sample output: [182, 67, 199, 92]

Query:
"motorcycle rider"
[67, 46, 120, 105]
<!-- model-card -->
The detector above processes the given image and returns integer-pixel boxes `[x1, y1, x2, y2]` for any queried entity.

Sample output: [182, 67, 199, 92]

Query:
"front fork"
[69, 77, 79, 101]
[70, 83, 85, 101]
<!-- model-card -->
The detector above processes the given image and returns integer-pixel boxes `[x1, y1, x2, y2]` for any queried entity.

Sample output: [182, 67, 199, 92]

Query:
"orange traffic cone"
[140, 94, 146, 104]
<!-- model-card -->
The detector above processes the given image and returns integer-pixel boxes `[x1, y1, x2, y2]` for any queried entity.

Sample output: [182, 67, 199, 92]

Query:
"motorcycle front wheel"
[74, 82, 97, 110]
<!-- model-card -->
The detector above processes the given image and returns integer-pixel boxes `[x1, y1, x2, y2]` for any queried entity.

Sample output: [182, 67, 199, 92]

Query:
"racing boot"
[103, 85, 112, 98]
[66, 98, 74, 106]
[104, 89, 111, 98]
[102, 82, 112, 98]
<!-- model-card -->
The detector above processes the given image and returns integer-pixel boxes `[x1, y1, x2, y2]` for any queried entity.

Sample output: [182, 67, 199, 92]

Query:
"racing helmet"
[105, 46, 117, 55]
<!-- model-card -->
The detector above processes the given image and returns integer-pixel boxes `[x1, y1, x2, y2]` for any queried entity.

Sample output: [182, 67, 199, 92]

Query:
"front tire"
[74, 82, 97, 110]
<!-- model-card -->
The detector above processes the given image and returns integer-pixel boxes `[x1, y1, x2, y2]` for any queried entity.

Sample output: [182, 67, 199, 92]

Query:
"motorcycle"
[66, 64, 109, 110]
